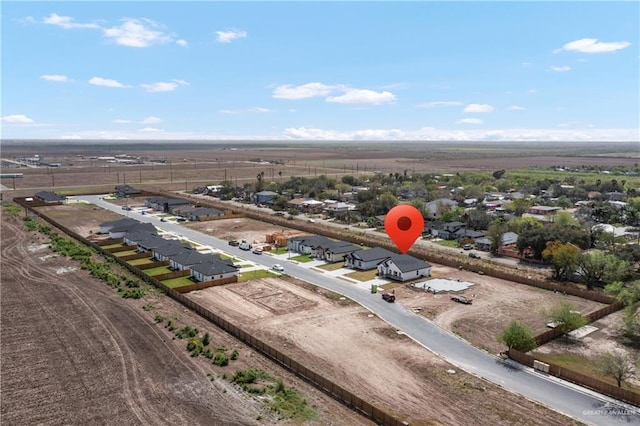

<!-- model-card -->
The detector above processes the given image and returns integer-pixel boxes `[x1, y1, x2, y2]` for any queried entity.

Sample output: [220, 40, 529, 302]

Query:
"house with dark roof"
[454, 228, 485, 241]
[152, 240, 192, 261]
[287, 235, 332, 254]
[345, 247, 395, 270]
[169, 249, 221, 271]
[109, 222, 156, 239]
[312, 240, 360, 262]
[252, 190, 278, 205]
[126, 232, 165, 253]
[115, 184, 141, 198]
[190, 259, 239, 282]
[438, 221, 465, 240]
[186, 207, 225, 221]
[99, 218, 139, 234]
[35, 191, 66, 203]
[377, 254, 432, 282]
[145, 197, 190, 213]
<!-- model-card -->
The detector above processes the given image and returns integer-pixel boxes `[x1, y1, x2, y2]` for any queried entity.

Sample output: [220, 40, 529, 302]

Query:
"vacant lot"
[0, 213, 369, 426]
[189, 277, 581, 426]
[186, 216, 300, 247]
[394, 264, 607, 354]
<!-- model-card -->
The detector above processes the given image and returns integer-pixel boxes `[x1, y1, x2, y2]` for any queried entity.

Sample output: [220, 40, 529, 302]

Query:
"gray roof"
[295, 235, 332, 247]
[348, 247, 395, 262]
[112, 222, 156, 234]
[169, 249, 220, 267]
[189, 207, 224, 217]
[382, 254, 432, 272]
[153, 240, 192, 257]
[146, 197, 190, 206]
[324, 242, 360, 254]
[190, 259, 238, 276]
[100, 217, 139, 229]
[454, 229, 485, 238]
[35, 191, 66, 202]
[115, 185, 141, 195]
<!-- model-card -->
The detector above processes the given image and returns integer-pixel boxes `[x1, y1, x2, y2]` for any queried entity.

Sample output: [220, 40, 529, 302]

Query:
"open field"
[2, 141, 638, 200]
[0, 212, 370, 426]
[185, 216, 295, 247]
[189, 277, 582, 425]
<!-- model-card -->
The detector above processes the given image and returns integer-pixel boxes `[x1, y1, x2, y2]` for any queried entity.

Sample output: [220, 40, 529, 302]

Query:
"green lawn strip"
[128, 258, 154, 266]
[344, 269, 378, 282]
[290, 254, 314, 263]
[533, 352, 640, 393]
[162, 276, 197, 288]
[238, 270, 278, 282]
[113, 250, 138, 257]
[101, 243, 124, 249]
[317, 262, 344, 271]
[271, 247, 289, 254]
[145, 266, 173, 276]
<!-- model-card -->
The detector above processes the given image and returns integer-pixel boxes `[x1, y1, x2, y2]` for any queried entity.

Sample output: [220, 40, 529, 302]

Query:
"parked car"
[469, 253, 480, 259]
[272, 264, 284, 271]
[239, 241, 251, 250]
[252, 248, 263, 255]
[462, 244, 473, 250]
[122, 205, 132, 211]
[228, 240, 240, 247]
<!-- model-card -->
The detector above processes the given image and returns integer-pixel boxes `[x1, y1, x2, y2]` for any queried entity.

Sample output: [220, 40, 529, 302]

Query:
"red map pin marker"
[384, 205, 424, 254]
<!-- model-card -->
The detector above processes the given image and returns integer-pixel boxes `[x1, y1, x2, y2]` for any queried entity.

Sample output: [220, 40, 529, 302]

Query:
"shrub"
[230, 349, 239, 360]
[154, 314, 165, 323]
[213, 352, 229, 367]
[202, 332, 210, 346]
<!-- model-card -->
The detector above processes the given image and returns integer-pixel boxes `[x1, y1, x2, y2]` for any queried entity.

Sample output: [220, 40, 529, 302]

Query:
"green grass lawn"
[114, 250, 138, 257]
[238, 270, 278, 282]
[145, 266, 172, 276]
[434, 239, 459, 248]
[290, 254, 314, 263]
[317, 262, 345, 271]
[271, 247, 289, 254]
[102, 243, 123, 249]
[162, 276, 196, 288]
[128, 258, 154, 266]
[344, 269, 379, 282]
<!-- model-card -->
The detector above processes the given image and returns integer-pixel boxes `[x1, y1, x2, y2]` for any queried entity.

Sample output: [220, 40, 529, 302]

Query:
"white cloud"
[176, 39, 188, 47]
[1, 114, 34, 123]
[140, 79, 188, 92]
[89, 77, 130, 88]
[140, 116, 162, 124]
[549, 65, 571, 72]
[508, 105, 525, 111]
[43, 13, 100, 29]
[417, 101, 463, 108]
[456, 118, 484, 124]
[528, 89, 537, 94]
[463, 104, 494, 113]
[521, 62, 531, 68]
[555, 38, 631, 54]
[577, 58, 587, 62]
[103, 18, 174, 47]
[113, 119, 132, 124]
[60, 134, 83, 140]
[272, 82, 335, 100]
[138, 127, 163, 132]
[40, 74, 71, 82]
[215, 29, 247, 43]
[326, 89, 396, 105]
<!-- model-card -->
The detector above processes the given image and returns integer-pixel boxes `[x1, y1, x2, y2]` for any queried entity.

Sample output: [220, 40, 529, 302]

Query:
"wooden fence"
[138, 260, 170, 270]
[106, 245, 134, 253]
[15, 198, 408, 426]
[509, 349, 640, 407]
[152, 270, 190, 281]
[173, 276, 238, 294]
[95, 238, 124, 246]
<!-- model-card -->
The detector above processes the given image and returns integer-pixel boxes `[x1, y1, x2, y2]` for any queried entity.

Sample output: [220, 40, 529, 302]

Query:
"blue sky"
[2, 1, 638, 141]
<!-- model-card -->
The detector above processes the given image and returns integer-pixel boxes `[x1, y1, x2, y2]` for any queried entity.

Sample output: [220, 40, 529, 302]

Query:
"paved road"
[80, 195, 640, 425]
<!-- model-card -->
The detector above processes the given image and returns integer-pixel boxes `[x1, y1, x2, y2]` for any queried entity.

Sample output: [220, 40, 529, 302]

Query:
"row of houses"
[99, 218, 238, 283]
[287, 235, 432, 282]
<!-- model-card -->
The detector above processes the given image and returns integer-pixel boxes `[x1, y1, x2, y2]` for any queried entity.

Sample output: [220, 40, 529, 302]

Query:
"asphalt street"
[80, 195, 640, 425]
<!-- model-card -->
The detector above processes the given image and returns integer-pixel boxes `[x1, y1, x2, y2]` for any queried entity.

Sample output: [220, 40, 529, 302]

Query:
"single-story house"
[186, 207, 225, 221]
[169, 249, 221, 271]
[425, 198, 458, 219]
[152, 240, 192, 261]
[99, 218, 139, 234]
[344, 247, 395, 270]
[377, 254, 432, 282]
[454, 228, 485, 241]
[190, 259, 239, 282]
[145, 197, 190, 213]
[287, 235, 332, 254]
[474, 231, 519, 251]
[114, 184, 141, 198]
[438, 221, 466, 240]
[253, 191, 278, 205]
[528, 206, 561, 215]
[109, 222, 156, 240]
[324, 202, 356, 213]
[129, 233, 166, 253]
[35, 191, 66, 203]
[312, 241, 360, 262]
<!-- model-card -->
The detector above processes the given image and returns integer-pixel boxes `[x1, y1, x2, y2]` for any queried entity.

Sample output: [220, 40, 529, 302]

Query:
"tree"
[492, 169, 506, 180]
[487, 220, 508, 255]
[544, 301, 588, 335]
[595, 350, 637, 387]
[498, 321, 537, 351]
[542, 240, 580, 281]
[577, 251, 631, 289]
[605, 280, 640, 307]
[508, 216, 542, 234]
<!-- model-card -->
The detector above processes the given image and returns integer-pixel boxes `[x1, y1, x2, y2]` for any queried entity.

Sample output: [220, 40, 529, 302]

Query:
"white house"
[345, 247, 395, 270]
[189, 259, 238, 282]
[377, 254, 432, 282]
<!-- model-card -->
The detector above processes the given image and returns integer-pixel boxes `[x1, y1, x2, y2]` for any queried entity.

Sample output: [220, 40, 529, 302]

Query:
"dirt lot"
[185, 216, 302, 247]
[189, 278, 582, 426]
[394, 264, 607, 354]
[37, 202, 124, 238]
[0, 213, 369, 426]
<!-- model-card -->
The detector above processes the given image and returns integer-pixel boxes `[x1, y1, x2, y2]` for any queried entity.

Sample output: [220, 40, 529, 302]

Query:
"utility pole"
[170, 162, 173, 184]
[51, 173, 54, 187]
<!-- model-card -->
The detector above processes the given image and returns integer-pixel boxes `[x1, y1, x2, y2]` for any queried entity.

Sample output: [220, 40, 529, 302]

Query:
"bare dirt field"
[185, 216, 302, 247]
[394, 264, 607, 354]
[37, 202, 124, 238]
[0, 214, 369, 426]
[189, 277, 582, 426]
